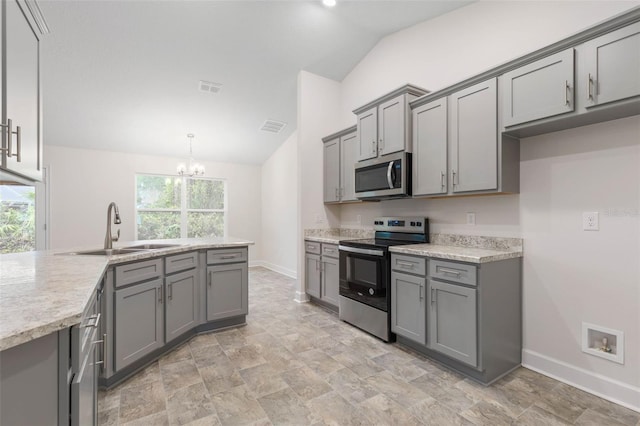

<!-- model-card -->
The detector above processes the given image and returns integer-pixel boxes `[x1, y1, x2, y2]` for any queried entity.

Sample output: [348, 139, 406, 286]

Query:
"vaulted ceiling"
[39, 0, 473, 164]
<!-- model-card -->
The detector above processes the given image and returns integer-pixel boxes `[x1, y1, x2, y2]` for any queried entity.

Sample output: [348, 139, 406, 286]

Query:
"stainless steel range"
[338, 217, 429, 341]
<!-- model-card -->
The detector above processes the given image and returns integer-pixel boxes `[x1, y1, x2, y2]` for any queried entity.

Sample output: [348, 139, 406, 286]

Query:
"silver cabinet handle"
[208, 271, 212, 287]
[92, 337, 105, 365]
[159, 285, 163, 303]
[87, 313, 101, 328]
[306, 245, 315, 250]
[396, 260, 415, 269]
[335, 187, 339, 199]
[168, 283, 173, 300]
[371, 140, 376, 154]
[419, 284, 423, 300]
[101, 333, 107, 369]
[564, 80, 570, 105]
[0, 119, 12, 156]
[220, 255, 237, 259]
[379, 138, 384, 152]
[452, 170, 457, 186]
[386, 161, 394, 189]
[11, 126, 21, 162]
[315, 259, 319, 271]
[441, 171, 445, 188]
[438, 267, 462, 276]
[431, 288, 436, 304]
[587, 73, 593, 100]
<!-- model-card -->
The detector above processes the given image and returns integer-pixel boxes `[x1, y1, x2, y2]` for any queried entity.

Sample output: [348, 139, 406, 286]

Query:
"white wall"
[45, 145, 262, 262]
[296, 70, 342, 301]
[298, 0, 640, 409]
[260, 131, 298, 278]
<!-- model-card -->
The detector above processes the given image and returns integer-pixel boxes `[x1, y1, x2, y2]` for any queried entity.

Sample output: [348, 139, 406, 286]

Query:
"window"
[0, 184, 36, 254]
[135, 174, 226, 240]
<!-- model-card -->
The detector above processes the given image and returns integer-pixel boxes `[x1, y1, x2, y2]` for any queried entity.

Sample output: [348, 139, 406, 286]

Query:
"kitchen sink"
[60, 248, 151, 256]
[124, 243, 181, 250]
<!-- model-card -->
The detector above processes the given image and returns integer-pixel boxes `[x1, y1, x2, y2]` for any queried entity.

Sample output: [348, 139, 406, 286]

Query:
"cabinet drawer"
[321, 243, 339, 258]
[429, 259, 476, 286]
[165, 251, 198, 274]
[207, 247, 248, 265]
[304, 241, 321, 254]
[115, 258, 163, 288]
[391, 254, 426, 276]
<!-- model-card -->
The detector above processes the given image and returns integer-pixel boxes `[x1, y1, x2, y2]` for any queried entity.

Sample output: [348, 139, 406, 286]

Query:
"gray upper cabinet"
[391, 271, 426, 345]
[1, 0, 43, 181]
[502, 48, 575, 127]
[378, 94, 406, 156]
[428, 279, 477, 367]
[114, 278, 164, 371]
[583, 21, 640, 108]
[339, 131, 358, 202]
[323, 137, 340, 203]
[322, 126, 358, 204]
[450, 78, 498, 193]
[206, 262, 248, 322]
[354, 84, 428, 162]
[165, 269, 198, 343]
[412, 97, 448, 196]
[357, 107, 378, 161]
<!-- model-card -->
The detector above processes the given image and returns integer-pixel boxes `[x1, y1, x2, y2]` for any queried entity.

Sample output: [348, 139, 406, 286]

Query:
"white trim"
[249, 261, 297, 279]
[522, 349, 640, 413]
[294, 290, 310, 303]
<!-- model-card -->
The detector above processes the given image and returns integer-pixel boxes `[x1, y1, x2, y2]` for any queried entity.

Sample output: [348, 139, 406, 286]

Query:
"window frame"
[135, 173, 228, 240]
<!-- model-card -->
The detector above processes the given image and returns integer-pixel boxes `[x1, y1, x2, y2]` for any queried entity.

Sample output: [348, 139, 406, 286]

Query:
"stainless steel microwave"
[355, 152, 411, 200]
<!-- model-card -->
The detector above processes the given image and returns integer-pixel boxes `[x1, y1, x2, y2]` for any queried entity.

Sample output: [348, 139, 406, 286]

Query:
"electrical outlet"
[583, 212, 599, 231]
[466, 212, 476, 225]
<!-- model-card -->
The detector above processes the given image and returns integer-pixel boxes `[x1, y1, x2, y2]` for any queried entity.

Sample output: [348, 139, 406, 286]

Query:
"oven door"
[339, 245, 389, 312]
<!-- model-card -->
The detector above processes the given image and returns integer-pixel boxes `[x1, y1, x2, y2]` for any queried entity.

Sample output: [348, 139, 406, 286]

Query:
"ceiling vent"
[198, 80, 222, 94]
[260, 119, 287, 134]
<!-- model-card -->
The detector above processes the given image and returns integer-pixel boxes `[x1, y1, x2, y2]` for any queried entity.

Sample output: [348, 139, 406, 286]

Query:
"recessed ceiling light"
[322, 0, 336, 7]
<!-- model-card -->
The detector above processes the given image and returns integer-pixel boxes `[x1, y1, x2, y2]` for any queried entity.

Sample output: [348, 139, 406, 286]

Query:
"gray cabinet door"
[391, 271, 426, 345]
[206, 263, 248, 321]
[584, 21, 640, 108]
[428, 279, 477, 367]
[450, 78, 498, 193]
[2, 0, 41, 180]
[165, 269, 198, 343]
[72, 328, 97, 426]
[323, 138, 340, 203]
[339, 131, 358, 202]
[357, 107, 378, 161]
[305, 253, 321, 298]
[502, 48, 574, 127]
[114, 278, 164, 371]
[412, 97, 448, 196]
[321, 256, 339, 306]
[378, 94, 406, 156]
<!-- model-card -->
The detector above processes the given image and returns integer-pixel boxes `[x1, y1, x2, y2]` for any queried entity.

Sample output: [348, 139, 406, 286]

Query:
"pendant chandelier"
[177, 133, 205, 177]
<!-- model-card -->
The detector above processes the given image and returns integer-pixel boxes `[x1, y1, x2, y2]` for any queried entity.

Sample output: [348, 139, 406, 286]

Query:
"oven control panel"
[373, 217, 428, 233]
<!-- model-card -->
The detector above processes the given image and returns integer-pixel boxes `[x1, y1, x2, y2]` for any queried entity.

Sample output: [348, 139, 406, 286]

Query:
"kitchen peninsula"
[0, 237, 252, 425]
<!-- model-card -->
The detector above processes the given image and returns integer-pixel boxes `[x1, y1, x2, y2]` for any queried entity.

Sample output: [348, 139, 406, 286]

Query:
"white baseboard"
[522, 349, 640, 413]
[294, 290, 310, 303]
[249, 260, 297, 279]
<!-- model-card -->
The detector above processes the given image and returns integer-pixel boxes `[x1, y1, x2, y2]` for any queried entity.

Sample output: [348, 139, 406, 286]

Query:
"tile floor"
[98, 267, 640, 426]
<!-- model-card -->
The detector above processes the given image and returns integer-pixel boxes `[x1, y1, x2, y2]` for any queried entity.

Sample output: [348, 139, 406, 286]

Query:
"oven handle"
[339, 245, 385, 257]
[386, 161, 394, 189]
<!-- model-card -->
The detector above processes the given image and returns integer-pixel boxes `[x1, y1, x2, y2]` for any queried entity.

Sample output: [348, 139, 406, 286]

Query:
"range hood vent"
[260, 119, 286, 134]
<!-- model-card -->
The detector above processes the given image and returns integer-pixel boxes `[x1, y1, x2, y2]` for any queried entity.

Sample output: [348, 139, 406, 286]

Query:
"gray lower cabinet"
[305, 252, 321, 298]
[206, 263, 248, 321]
[114, 278, 164, 370]
[427, 279, 477, 367]
[321, 255, 339, 306]
[72, 327, 98, 426]
[391, 271, 426, 345]
[165, 268, 198, 343]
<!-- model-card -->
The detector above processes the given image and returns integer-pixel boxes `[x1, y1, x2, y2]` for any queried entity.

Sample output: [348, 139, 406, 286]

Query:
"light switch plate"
[583, 212, 599, 231]
[466, 212, 476, 225]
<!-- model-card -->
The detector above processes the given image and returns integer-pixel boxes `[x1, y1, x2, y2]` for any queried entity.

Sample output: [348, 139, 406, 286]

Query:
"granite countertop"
[0, 237, 253, 351]
[304, 235, 343, 244]
[389, 244, 522, 264]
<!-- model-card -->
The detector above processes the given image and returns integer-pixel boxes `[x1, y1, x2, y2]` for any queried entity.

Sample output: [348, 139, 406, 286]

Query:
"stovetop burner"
[339, 216, 430, 250]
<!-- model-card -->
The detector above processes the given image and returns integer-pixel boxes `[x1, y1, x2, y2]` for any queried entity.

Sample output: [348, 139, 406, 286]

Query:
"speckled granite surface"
[0, 237, 253, 351]
[303, 228, 374, 244]
[389, 244, 522, 264]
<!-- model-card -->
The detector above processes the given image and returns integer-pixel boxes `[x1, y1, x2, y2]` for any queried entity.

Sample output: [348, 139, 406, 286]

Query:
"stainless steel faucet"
[104, 202, 122, 249]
